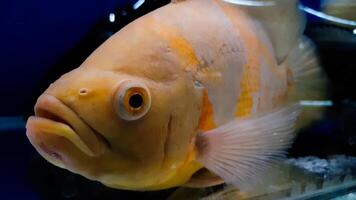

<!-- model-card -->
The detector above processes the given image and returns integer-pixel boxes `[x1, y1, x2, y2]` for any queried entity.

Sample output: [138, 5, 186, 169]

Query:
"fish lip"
[29, 94, 109, 157]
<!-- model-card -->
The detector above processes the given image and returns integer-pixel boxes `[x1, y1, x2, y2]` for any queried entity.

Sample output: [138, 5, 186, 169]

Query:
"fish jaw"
[26, 94, 109, 167]
[26, 116, 87, 168]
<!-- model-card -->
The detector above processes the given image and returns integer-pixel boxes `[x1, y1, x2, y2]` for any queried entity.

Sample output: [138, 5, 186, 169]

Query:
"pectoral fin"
[195, 105, 300, 190]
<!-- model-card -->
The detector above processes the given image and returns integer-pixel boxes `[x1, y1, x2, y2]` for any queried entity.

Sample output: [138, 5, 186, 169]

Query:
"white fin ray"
[196, 105, 300, 190]
[287, 37, 322, 82]
[285, 37, 327, 129]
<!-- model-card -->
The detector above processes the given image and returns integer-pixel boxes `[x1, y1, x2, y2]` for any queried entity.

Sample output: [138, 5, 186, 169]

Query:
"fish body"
[26, 0, 324, 191]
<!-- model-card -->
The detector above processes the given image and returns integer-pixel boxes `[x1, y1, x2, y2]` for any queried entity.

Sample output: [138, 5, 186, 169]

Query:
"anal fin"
[184, 168, 224, 188]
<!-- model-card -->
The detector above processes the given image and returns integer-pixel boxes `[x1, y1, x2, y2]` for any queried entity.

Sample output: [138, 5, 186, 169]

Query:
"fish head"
[26, 32, 203, 190]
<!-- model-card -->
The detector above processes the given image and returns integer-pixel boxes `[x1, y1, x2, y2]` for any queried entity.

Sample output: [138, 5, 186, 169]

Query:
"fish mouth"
[26, 94, 109, 161]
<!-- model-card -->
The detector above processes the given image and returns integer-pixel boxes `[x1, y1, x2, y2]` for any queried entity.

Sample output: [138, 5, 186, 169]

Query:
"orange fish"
[26, 0, 325, 191]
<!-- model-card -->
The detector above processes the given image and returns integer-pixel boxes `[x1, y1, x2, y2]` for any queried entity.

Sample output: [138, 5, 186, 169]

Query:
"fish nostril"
[78, 88, 90, 96]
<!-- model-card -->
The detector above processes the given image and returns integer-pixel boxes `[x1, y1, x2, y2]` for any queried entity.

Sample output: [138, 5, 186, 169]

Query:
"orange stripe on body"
[147, 17, 217, 131]
[150, 20, 200, 67]
[214, 2, 261, 117]
[198, 90, 216, 131]
[235, 63, 261, 117]
[214, 1, 281, 117]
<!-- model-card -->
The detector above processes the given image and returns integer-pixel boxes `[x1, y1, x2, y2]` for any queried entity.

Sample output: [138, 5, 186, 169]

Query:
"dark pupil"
[129, 94, 143, 109]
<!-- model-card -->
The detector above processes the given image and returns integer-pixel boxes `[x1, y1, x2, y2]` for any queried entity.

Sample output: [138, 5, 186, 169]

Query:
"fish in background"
[26, 0, 326, 193]
[322, 0, 356, 21]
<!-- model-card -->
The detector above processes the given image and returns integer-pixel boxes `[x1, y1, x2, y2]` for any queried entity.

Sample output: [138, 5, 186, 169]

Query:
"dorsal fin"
[223, 0, 306, 63]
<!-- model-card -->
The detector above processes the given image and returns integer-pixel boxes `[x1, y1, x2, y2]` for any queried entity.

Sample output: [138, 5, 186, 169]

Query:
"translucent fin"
[286, 37, 323, 83]
[222, 0, 306, 63]
[285, 37, 328, 128]
[184, 168, 224, 188]
[196, 105, 300, 190]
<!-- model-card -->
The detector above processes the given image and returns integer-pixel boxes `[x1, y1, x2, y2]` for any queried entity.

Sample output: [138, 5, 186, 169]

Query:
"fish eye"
[114, 80, 151, 121]
[129, 93, 143, 109]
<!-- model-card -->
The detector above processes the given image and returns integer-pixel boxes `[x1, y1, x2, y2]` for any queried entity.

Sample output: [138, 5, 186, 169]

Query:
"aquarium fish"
[26, 0, 325, 191]
[322, 0, 356, 21]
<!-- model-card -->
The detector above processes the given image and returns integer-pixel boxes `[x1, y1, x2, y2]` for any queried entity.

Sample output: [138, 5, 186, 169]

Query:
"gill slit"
[162, 114, 173, 168]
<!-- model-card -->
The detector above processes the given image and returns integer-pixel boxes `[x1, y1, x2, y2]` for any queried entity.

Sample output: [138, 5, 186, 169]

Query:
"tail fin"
[285, 37, 328, 128]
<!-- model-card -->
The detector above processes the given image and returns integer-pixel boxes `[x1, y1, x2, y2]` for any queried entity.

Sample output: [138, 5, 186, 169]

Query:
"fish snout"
[26, 94, 109, 164]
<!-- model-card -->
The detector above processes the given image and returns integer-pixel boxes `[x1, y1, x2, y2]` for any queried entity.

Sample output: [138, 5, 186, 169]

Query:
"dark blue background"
[0, 1, 141, 199]
[0, 0, 320, 116]
[0, 0, 136, 116]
